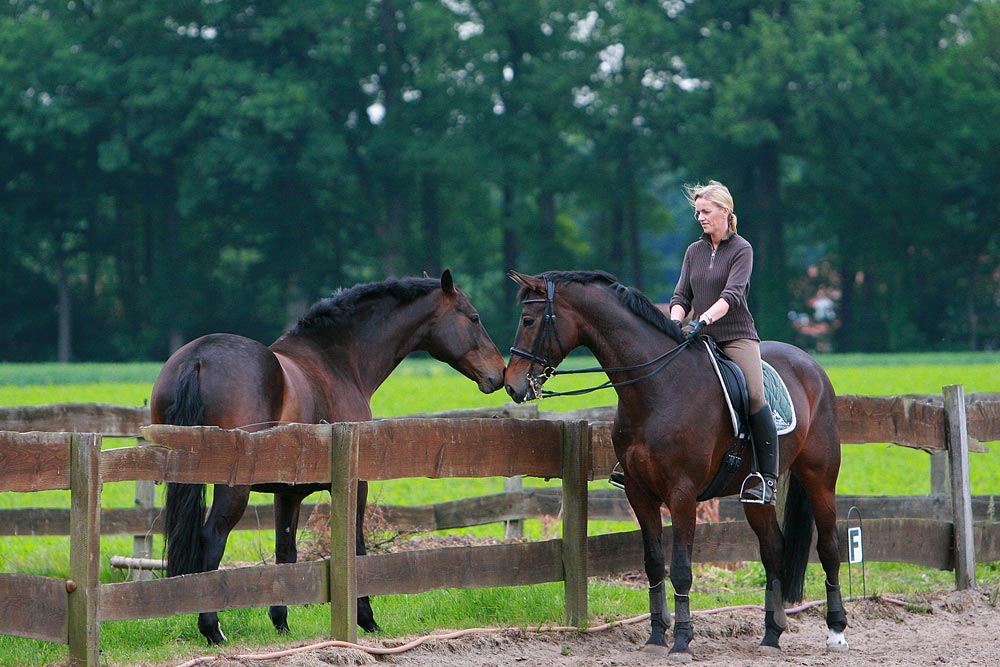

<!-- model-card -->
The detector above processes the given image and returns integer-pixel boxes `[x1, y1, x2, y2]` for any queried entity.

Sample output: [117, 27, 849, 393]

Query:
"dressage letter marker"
[847, 526, 863, 564]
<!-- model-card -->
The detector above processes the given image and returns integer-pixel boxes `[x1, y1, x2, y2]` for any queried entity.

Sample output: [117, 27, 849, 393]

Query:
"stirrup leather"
[609, 462, 625, 490]
[739, 472, 774, 505]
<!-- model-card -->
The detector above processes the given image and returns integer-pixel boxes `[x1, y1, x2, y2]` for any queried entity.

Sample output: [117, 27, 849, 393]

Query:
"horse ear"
[440, 269, 455, 294]
[507, 270, 543, 293]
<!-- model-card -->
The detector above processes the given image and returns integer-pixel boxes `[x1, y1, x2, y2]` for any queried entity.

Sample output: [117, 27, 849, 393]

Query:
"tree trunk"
[56, 258, 72, 363]
[502, 182, 519, 307]
[421, 172, 442, 277]
[538, 189, 557, 268]
[742, 142, 789, 340]
[628, 198, 642, 290]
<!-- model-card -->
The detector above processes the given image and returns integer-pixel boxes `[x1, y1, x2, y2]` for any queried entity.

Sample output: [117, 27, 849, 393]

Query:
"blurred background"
[1, 0, 997, 361]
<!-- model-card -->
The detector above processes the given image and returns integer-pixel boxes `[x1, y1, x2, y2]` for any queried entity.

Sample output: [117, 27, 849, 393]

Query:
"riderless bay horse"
[151, 270, 505, 645]
[504, 270, 847, 661]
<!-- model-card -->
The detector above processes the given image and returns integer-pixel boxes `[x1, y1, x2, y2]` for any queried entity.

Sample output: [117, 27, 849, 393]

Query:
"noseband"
[510, 278, 694, 399]
[509, 279, 564, 399]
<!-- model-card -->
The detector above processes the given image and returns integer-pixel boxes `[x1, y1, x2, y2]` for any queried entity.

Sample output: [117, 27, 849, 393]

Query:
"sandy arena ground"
[196, 586, 1000, 667]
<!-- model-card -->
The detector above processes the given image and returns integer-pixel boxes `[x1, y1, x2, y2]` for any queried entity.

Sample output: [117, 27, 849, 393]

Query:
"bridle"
[509, 278, 695, 400]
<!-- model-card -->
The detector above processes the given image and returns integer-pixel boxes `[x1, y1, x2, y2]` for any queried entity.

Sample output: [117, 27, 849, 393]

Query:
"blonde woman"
[669, 180, 778, 505]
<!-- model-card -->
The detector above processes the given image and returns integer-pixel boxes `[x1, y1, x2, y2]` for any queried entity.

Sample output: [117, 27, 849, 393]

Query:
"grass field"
[1, 352, 999, 666]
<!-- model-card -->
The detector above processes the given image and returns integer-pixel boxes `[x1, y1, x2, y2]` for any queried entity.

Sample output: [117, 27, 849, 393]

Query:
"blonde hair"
[684, 180, 737, 232]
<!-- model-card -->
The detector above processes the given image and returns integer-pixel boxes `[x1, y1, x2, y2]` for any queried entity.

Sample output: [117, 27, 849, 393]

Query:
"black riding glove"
[683, 319, 707, 340]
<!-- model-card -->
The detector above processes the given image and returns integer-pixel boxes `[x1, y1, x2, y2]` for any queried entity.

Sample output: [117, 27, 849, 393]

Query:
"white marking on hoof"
[826, 629, 849, 652]
[641, 643, 670, 656]
[758, 644, 781, 656]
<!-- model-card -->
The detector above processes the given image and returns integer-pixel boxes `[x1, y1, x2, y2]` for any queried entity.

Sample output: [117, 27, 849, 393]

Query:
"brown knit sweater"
[669, 232, 759, 343]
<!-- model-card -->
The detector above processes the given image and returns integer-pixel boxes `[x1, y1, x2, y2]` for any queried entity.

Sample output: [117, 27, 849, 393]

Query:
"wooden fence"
[2, 388, 1000, 666]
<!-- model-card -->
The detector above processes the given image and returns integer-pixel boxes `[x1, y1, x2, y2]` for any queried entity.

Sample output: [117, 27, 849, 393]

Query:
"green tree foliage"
[0, 0, 998, 360]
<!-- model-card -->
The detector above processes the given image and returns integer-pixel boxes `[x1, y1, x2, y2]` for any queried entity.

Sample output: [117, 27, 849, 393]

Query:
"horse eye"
[523, 316, 536, 327]
[469, 314, 480, 324]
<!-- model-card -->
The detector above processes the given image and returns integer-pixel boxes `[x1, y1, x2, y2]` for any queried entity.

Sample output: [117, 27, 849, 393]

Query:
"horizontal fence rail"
[4, 491, 999, 539]
[1, 387, 999, 666]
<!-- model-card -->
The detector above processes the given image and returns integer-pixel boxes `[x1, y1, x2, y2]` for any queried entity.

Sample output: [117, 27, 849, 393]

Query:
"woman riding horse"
[504, 269, 848, 660]
[670, 180, 778, 506]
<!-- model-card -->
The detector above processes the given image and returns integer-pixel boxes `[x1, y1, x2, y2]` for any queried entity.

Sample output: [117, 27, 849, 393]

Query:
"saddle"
[695, 337, 796, 502]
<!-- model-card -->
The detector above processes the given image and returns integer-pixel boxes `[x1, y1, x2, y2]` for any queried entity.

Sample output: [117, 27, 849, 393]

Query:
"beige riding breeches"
[719, 338, 766, 414]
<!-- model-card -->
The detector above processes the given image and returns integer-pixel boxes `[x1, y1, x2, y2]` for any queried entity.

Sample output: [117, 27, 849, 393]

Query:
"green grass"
[1, 354, 999, 666]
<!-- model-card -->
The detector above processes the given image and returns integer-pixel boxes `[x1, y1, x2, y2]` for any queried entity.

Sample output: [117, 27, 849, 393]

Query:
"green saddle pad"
[762, 360, 796, 435]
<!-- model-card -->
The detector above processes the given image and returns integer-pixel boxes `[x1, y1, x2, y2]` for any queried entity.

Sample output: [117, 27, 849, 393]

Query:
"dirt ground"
[200, 586, 1000, 667]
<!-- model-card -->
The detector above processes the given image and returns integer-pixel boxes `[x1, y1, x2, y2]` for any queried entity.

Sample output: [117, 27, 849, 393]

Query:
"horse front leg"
[665, 494, 698, 662]
[198, 484, 251, 644]
[270, 489, 311, 634]
[625, 482, 670, 654]
[356, 480, 381, 632]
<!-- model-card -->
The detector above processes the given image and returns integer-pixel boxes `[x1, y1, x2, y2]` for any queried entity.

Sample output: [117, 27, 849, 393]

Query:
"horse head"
[505, 270, 583, 403]
[423, 269, 506, 394]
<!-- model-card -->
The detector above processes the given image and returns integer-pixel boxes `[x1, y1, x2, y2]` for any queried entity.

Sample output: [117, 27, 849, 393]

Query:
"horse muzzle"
[504, 372, 545, 403]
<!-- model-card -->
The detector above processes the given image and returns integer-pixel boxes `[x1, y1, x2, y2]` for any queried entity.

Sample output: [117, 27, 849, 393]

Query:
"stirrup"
[609, 463, 625, 490]
[739, 472, 775, 505]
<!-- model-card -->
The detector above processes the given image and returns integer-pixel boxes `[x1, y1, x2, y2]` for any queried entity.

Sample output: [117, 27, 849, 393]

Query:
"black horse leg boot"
[742, 405, 779, 505]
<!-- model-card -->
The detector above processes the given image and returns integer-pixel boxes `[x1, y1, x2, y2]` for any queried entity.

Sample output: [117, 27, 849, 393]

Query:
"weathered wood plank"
[836, 394, 986, 452]
[589, 422, 617, 481]
[113, 423, 333, 484]
[358, 540, 564, 596]
[964, 393, 1000, 443]
[398, 404, 540, 420]
[944, 385, 976, 589]
[0, 431, 72, 492]
[561, 421, 589, 626]
[587, 518, 954, 576]
[355, 419, 564, 480]
[0, 574, 68, 643]
[539, 406, 616, 423]
[98, 561, 329, 621]
[975, 522, 1000, 562]
[5, 492, 995, 540]
[93, 516, 963, 626]
[68, 433, 101, 667]
[124, 420, 566, 483]
[329, 423, 358, 642]
[0, 403, 149, 437]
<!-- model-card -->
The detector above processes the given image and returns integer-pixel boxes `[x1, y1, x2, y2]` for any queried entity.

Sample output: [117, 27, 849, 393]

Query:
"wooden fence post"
[504, 476, 524, 539]
[68, 433, 102, 667]
[930, 451, 949, 498]
[942, 384, 976, 590]
[329, 423, 359, 642]
[561, 421, 590, 627]
[132, 438, 156, 582]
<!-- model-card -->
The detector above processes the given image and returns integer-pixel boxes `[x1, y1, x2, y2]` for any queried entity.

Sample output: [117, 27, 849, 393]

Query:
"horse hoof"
[360, 621, 381, 634]
[667, 650, 693, 663]
[204, 629, 227, 646]
[827, 629, 849, 652]
[758, 644, 781, 656]
[641, 642, 670, 656]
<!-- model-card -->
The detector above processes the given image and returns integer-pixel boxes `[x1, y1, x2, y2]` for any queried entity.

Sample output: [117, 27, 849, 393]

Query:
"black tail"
[162, 361, 207, 577]
[780, 473, 815, 603]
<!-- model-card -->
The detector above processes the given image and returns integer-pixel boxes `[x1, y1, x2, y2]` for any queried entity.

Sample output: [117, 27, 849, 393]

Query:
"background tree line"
[1, 0, 998, 362]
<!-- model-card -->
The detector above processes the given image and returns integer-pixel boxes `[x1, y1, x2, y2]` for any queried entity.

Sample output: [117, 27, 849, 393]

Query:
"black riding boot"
[741, 405, 779, 505]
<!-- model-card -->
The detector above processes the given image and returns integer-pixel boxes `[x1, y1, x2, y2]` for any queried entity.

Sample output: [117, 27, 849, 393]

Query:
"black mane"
[293, 277, 439, 333]
[529, 270, 684, 343]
